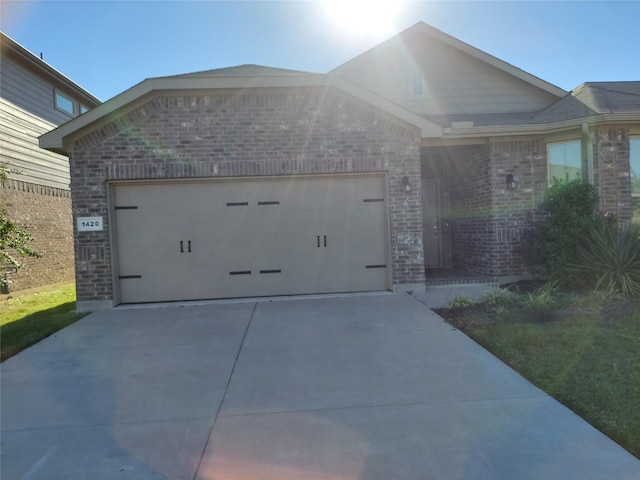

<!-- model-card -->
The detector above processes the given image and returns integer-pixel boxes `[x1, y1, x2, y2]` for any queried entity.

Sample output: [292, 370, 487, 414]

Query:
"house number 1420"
[77, 217, 103, 232]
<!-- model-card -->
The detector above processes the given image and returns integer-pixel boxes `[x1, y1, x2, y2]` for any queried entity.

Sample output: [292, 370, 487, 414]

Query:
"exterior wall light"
[506, 174, 518, 190]
[402, 176, 411, 192]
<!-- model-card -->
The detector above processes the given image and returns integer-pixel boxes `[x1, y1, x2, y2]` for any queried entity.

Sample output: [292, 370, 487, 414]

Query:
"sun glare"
[324, 0, 404, 36]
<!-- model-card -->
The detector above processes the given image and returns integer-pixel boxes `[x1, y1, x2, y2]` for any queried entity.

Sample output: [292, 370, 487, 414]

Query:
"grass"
[0, 283, 88, 361]
[437, 287, 640, 459]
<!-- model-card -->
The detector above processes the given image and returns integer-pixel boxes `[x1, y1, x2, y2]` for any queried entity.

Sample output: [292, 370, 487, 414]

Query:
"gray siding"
[0, 56, 76, 125]
[0, 55, 93, 189]
[338, 42, 557, 116]
[0, 97, 70, 189]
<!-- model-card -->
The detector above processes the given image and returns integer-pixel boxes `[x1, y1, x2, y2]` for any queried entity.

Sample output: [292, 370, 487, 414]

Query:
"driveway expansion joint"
[191, 301, 258, 480]
[217, 393, 551, 419]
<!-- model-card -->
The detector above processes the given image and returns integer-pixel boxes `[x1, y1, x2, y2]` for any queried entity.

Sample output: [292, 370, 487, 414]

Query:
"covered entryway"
[112, 174, 390, 303]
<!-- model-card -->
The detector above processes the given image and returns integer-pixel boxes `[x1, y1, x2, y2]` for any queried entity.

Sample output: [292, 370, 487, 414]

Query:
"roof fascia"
[1, 32, 101, 106]
[439, 114, 640, 140]
[40, 74, 443, 154]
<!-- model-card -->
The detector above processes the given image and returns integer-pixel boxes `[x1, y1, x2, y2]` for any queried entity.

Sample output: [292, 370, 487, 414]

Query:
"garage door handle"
[324, 235, 327, 247]
[188, 240, 191, 253]
[317, 236, 320, 248]
[180, 241, 183, 253]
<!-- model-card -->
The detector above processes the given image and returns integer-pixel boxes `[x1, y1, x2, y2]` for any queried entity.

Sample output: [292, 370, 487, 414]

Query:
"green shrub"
[523, 178, 601, 286]
[571, 223, 640, 297]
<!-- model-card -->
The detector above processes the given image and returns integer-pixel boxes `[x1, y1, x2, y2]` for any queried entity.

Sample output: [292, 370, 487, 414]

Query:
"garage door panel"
[117, 242, 198, 277]
[113, 175, 389, 303]
[116, 216, 193, 246]
[259, 265, 388, 295]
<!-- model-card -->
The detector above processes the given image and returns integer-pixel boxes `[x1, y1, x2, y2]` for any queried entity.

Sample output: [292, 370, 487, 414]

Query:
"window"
[411, 71, 424, 96]
[55, 90, 74, 116]
[79, 104, 89, 115]
[548, 140, 582, 183]
[631, 137, 640, 196]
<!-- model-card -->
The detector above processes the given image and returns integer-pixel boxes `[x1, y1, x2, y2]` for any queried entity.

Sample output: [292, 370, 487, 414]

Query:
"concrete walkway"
[2, 294, 638, 479]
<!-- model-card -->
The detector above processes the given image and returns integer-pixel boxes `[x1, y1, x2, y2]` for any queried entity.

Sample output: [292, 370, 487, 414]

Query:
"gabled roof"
[532, 82, 640, 123]
[332, 22, 567, 99]
[1, 31, 101, 106]
[40, 65, 443, 154]
[170, 64, 314, 78]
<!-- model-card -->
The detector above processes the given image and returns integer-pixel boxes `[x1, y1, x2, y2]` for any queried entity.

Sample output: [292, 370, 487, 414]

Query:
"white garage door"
[112, 175, 390, 303]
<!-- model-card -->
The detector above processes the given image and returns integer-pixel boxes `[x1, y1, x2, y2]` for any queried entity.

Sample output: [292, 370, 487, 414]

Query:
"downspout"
[582, 123, 594, 184]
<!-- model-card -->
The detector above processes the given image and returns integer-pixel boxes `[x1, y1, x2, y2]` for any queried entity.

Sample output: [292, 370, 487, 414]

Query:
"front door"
[422, 179, 442, 267]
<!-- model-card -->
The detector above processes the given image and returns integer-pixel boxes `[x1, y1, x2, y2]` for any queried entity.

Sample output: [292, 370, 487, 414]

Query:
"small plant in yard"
[570, 222, 640, 297]
[521, 281, 559, 309]
[448, 294, 474, 308]
[519, 281, 563, 322]
[482, 289, 516, 306]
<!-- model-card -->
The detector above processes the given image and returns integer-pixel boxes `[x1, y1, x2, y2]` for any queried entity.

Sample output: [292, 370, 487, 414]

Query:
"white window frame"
[410, 71, 425, 97]
[54, 89, 75, 116]
[547, 140, 583, 184]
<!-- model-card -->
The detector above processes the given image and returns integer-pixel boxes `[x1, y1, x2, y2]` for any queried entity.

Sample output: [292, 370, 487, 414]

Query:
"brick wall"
[488, 139, 547, 278]
[424, 139, 547, 279]
[593, 127, 633, 224]
[70, 87, 423, 305]
[1, 179, 74, 290]
[423, 131, 635, 280]
[447, 144, 493, 275]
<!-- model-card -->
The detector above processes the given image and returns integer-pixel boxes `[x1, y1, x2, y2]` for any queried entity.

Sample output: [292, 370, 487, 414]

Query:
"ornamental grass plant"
[571, 222, 640, 297]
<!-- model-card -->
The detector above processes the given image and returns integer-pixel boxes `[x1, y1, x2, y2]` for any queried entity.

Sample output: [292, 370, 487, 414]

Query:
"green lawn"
[438, 292, 640, 459]
[0, 283, 88, 361]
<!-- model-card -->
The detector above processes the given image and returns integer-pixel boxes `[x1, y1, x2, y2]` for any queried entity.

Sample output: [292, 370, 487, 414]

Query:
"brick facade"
[423, 139, 548, 280]
[424, 132, 636, 280]
[70, 87, 424, 305]
[593, 127, 633, 224]
[488, 139, 547, 278]
[1, 179, 74, 290]
[448, 145, 494, 276]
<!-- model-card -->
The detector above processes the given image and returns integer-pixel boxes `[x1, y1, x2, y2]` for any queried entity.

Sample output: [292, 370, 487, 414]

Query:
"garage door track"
[2, 294, 639, 479]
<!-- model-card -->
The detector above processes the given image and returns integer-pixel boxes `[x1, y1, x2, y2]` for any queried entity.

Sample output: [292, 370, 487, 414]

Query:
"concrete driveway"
[2, 293, 639, 479]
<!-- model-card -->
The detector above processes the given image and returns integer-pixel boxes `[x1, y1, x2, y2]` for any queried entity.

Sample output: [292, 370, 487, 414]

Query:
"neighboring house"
[1, 32, 101, 290]
[39, 22, 640, 311]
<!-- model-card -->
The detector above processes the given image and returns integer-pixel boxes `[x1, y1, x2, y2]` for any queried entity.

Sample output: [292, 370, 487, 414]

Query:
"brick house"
[1, 32, 101, 291]
[40, 22, 640, 311]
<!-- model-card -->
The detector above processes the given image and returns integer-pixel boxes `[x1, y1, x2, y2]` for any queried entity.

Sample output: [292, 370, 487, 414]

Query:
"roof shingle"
[532, 82, 640, 123]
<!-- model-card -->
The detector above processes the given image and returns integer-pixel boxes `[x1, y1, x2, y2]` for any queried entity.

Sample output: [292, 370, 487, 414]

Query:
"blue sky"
[2, 1, 639, 102]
